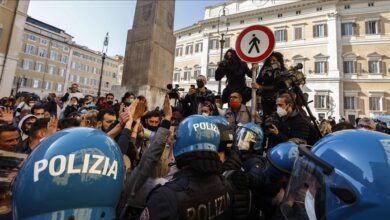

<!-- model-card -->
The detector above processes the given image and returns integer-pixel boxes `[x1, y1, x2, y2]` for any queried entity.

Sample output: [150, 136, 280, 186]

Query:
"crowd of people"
[0, 49, 389, 220]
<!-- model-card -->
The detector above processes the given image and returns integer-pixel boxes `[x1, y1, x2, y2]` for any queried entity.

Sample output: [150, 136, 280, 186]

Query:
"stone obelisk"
[122, 0, 176, 108]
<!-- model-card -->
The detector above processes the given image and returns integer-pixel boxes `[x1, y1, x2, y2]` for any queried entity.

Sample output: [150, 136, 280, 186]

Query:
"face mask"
[29, 102, 35, 107]
[215, 103, 221, 109]
[196, 80, 205, 88]
[146, 125, 158, 132]
[36, 115, 44, 119]
[229, 100, 240, 109]
[202, 112, 209, 116]
[304, 190, 317, 220]
[106, 101, 113, 105]
[129, 98, 134, 104]
[277, 106, 288, 117]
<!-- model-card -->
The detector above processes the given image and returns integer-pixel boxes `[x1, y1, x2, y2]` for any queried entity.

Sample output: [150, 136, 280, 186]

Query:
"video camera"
[278, 63, 306, 89]
[166, 84, 184, 100]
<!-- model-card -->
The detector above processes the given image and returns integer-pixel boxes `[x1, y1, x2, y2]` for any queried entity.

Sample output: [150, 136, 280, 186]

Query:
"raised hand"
[47, 116, 58, 136]
[0, 107, 14, 125]
[163, 94, 172, 121]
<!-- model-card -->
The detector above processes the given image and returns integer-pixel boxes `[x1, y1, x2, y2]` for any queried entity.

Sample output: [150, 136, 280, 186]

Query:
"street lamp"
[97, 32, 109, 97]
[217, 4, 229, 95]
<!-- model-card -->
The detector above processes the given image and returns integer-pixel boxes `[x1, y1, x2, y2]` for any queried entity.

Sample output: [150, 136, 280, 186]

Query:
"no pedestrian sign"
[235, 25, 275, 63]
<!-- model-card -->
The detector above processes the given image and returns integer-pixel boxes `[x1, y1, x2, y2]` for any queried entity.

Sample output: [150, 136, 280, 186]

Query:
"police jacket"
[142, 168, 233, 220]
[269, 109, 311, 148]
[116, 120, 171, 218]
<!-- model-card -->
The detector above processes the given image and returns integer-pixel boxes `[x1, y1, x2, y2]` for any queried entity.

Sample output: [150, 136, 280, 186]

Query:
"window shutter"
[314, 62, 318, 73]
[353, 23, 358, 35]
[357, 63, 362, 74]
[314, 95, 319, 108]
[377, 20, 382, 34]
[284, 29, 288, 41]
[368, 61, 373, 73]
[326, 96, 330, 109]
[343, 61, 347, 73]
[380, 61, 386, 74]
[209, 40, 212, 49]
[341, 24, 346, 36]
[369, 97, 372, 110]
[324, 24, 328, 37]
[354, 61, 357, 74]
[225, 38, 230, 48]
[325, 62, 329, 73]
[313, 25, 317, 38]
[365, 21, 369, 34]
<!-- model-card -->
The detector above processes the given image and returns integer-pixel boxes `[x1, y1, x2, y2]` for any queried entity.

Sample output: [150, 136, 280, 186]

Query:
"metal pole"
[251, 68, 257, 122]
[97, 53, 106, 97]
[217, 33, 225, 95]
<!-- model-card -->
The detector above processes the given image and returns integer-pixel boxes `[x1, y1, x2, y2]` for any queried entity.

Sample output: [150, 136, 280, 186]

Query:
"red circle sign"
[235, 25, 275, 63]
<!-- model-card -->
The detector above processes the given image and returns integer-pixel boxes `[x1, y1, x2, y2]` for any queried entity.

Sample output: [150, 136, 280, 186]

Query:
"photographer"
[252, 52, 287, 117]
[183, 75, 214, 117]
[266, 93, 310, 148]
[216, 49, 257, 104]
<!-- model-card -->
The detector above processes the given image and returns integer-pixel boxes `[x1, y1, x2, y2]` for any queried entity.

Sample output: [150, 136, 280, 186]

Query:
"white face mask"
[202, 112, 209, 116]
[276, 106, 288, 117]
[304, 189, 317, 220]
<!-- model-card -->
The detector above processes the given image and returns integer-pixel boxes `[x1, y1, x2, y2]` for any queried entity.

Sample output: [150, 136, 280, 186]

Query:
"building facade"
[0, 0, 30, 97]
[13, 16, 122, 98]
[173, 0, 390, 121]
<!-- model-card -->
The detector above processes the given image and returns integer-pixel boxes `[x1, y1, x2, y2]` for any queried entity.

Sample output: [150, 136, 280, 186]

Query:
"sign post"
[235, 25, 275, 122]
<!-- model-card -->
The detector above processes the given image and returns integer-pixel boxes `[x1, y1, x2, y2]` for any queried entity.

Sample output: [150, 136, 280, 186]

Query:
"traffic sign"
[235, 25, 275, 63]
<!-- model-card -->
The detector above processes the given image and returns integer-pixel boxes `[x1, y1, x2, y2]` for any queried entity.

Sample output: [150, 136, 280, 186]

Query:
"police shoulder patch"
[139, 207, 150, 220]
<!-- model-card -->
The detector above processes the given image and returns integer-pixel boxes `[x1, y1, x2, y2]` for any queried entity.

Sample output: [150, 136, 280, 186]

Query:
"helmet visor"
[234, 127, 256, 151]
[280, 156, 325, 220]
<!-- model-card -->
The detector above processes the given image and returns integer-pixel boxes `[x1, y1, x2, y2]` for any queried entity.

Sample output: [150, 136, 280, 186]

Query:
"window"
[294, 27, 303, 40]
[368, 61, 381, 74]
[314, 95, 328, 109]
[313, 24, 327, 38]
[50, 51, 59, 61]
[315, 61, 327, 74]
[183, 71, 191, 81]
[185, 45, 193, 55]
[207, 67, 216, 79]
[35, 62, 45, 73]
[369, 96, 381, 111]
[44, 81, 52, 90]
[32, 79, 40, 88]
[194, 69, 201, 79]
[173, 72, 180, 82]
[275, 30, 287, 42]
[59, 68, 65, 77]
[52, 42, 59, 49]
[38, 48, 47, 57]
[341, 22, 355, 36]
[27, 34, 37, 42]
[209, 39, 218, 50]
[22, 60, 33, 70]
[344, 4, 350, 9]
[366, 20, 380, 35]
[40, 38, 48, 45]
[63, 46, 69, 52]
[278, 14, 283, 18]
[296, 10, 301, 15]
[195, 43, 203, 53]
[212, 25, 216, 29]
[57, 83, 63, 92]
[61, 55, 68, 63]
[316, 7, 322, 11]
[344, 96, 357, 110]
[258, 17, 263, 21]
[368, 2, 374, 7]
[25, 44, 35, 55]
[48, 65, 56, 75]
[240, 20, 245, 24]
[343, 61, 356, 74]
[175, 47, 182, 57]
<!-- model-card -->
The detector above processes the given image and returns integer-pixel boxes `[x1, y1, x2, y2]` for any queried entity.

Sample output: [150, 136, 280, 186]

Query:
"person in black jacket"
[183, 75, 214, 117]
[266, 93, 311, 148]
[215, 49, 257, 104]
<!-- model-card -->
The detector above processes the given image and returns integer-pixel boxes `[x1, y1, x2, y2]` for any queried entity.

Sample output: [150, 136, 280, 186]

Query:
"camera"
[263, 115, 280, 129]
[167, 84, 184, 99]
[278, 63, 306, 89]
[219, 59, 229, 67]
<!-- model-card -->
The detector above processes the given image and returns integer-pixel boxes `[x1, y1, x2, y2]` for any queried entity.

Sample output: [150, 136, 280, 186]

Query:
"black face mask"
[196, 80, 205, 88]
[146, 125, 159, 132]
[106, 101, 113, 105]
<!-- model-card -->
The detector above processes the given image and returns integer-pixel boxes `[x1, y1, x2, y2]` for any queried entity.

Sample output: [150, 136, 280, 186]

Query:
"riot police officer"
[141, 115, 233, 219]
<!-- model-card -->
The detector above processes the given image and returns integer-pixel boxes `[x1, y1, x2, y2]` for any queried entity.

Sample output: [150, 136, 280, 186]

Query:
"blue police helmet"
[173, 115, 220, 158]
[281, 130, 390, 220]
[266, 141, 298, 174]
[13, 127, 124, 220]
[208, 116, 230, 127]
[234, 122, 264, 151]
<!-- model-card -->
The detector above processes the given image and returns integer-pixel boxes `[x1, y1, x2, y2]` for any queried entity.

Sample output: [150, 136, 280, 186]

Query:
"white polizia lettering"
[33, 154, 118, 182]
[193, 122, 219, 133]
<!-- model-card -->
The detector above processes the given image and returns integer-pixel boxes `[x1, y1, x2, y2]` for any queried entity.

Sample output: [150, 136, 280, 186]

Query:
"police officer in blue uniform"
[141, 115, 233, 220]
[278, 130, 390, 220]
[12, 127, 125, 220]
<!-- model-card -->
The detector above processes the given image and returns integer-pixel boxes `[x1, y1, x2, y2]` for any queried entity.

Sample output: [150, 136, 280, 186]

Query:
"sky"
[28, 0, 226, 57]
